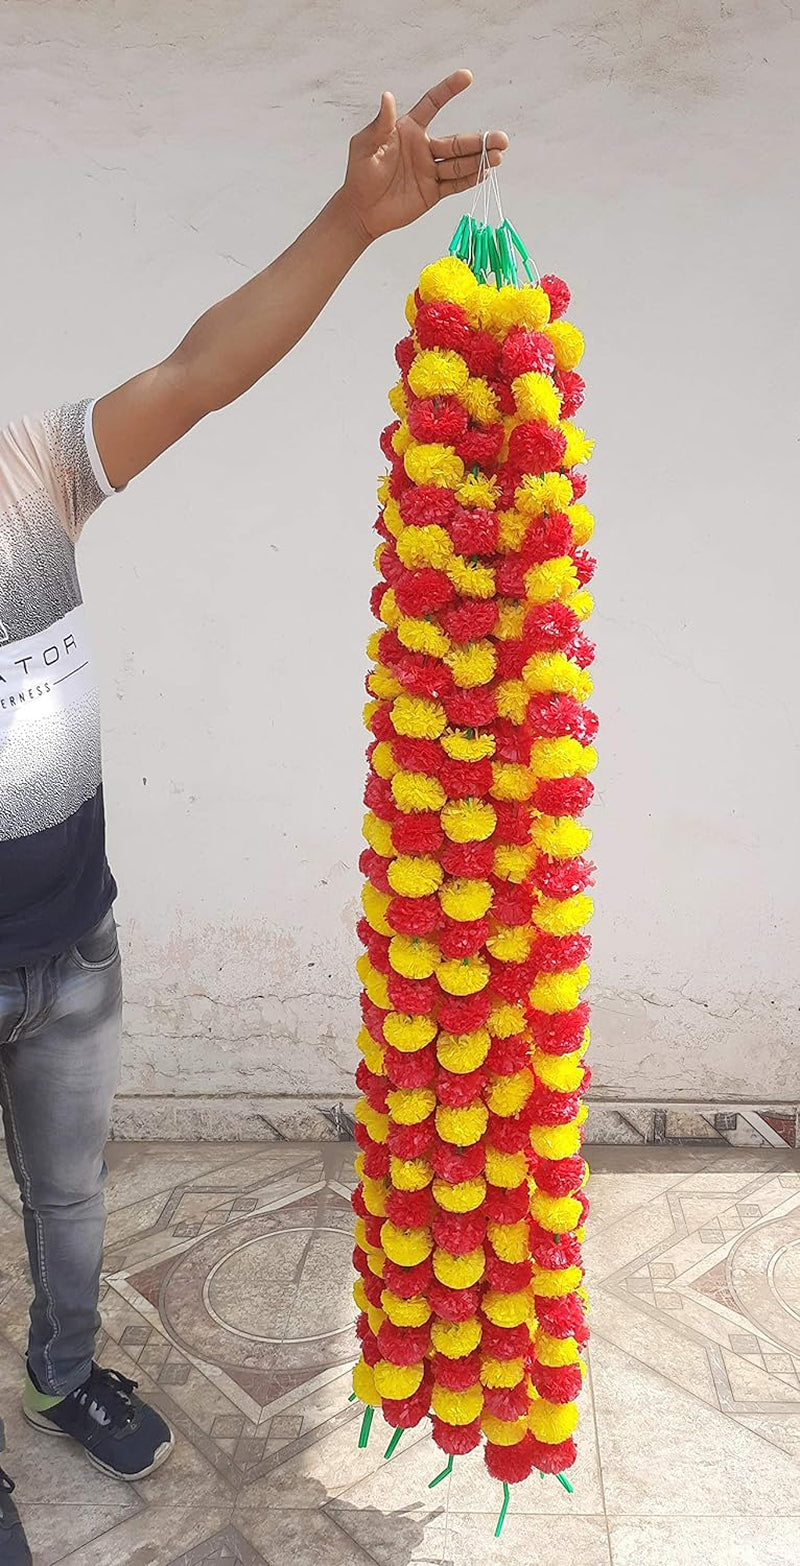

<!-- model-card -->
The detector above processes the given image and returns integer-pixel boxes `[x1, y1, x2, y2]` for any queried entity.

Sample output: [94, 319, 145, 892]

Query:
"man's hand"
[340, 70, 508, 242]
[93, 71, 509, 490]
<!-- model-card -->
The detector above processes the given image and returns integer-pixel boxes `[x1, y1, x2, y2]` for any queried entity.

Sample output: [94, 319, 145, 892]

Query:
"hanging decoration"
[350, 151, 596, 1524]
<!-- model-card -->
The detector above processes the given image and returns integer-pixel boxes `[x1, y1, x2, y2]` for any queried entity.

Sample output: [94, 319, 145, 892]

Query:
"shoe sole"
[22, 1405, 175, 1480]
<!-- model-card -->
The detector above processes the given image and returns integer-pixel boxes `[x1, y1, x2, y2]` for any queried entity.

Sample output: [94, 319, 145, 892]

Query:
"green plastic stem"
[557, 1472, 574, 1494]
[348, 1391, 357, 1402]
[428, 1453, 454, 1488]
[384, 1427, 404, 1460]
[357, 1406, 374, 1449]
[447, 213, 537, 288]
[494, 1483, 511, 1537]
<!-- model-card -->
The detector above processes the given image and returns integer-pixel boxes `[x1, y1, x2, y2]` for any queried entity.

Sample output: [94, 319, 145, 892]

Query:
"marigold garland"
[351, 235, 595, 1495]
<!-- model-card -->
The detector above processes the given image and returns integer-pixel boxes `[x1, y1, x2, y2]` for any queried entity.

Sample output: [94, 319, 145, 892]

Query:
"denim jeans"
[0, 908, 121, 1451]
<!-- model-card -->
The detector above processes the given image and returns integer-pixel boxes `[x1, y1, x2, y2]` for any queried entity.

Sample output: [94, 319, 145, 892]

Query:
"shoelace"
[72, 1365, 138, 1430]
[0, 1468, 13, 1493]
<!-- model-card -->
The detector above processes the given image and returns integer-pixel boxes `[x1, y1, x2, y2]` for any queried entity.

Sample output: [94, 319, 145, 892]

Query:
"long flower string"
[350, 224, 595, 1506]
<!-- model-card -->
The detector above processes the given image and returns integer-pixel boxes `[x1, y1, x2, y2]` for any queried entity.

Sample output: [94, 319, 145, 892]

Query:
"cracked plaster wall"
[1, 0, 798, 1121]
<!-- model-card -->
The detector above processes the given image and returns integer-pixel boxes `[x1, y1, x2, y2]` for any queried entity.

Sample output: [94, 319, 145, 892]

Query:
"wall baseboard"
[108, 1095, 799, 1149]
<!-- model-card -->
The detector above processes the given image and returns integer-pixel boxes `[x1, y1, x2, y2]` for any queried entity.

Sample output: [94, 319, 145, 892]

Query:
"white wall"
[1, 0, 798, 1134]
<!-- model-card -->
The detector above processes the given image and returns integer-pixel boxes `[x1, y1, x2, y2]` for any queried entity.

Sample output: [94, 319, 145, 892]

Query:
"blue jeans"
[0, 909, 121, 1451]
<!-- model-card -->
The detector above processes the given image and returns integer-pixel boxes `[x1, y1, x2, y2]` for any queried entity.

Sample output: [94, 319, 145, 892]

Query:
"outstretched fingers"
[407, 68, 473, 129]
[429, 129, 509, 161]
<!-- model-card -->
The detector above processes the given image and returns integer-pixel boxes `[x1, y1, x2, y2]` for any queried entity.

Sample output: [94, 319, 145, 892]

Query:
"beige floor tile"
[608, 1515, 800, 1566]
[591, 1336, 800, 1515]
[13, 1502, 144, 1566]
[57, 1503, 234, 1564]
[445, 1511, 611, 1566]
[589, 1286, 720, 1406]
[238, 1503, 386, 1564]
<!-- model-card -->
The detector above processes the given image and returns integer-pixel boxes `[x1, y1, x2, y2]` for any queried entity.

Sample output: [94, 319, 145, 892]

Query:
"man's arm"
[93, 70, 507, 491]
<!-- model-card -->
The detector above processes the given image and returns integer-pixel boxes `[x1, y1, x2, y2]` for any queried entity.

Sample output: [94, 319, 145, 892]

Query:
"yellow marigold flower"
[482, 1289, 531, 1329]
[362, 1177, 388, 1218]
[495, 600, 527, 638]
[545, 319, 585, 372]
[391, 694, 447, 739]
[455, 470, 500, 510]
[530, 1120, 583, 1159]
[487, 1001, 526, 1037]
[493, 843, 536, 883]
[531, 1191, 583, 1234]
[353, 1276, 369, 1313]
[529, 816, 592, 860]
[438, 870, 494, 914]
[523, 651, 593, 701]
[378, 586, 401, 628]
[433, 1175, 487, 1213]
[404, 442, 464, 490]
[486, 926, 533, 964]
[436, 1101, 489, 1146]
[353, 1216, 371, 1253]
[391, 770, 447, 814]
[446, 639, 497, 688]
[383, 1012, 437, 1052]
[366, 630, 383, 662]
[368, 1305, 387, 1339]
[433, 1246, 486, 1290]
[362, 812, 394, 858]
[488, 283, 550, 334]
[381, 1222, 433, 1267]
[397, 616, 451, 658]
[568, 502, 595, 546]
[561, 420, 594, 468]
[388, 379, 408, 419]
[418, 255, 479, 313]
[485, 1146, 528, 1188]
[355, 1101, 389, 1146]
[408, 348, 469, 399]
[446, 554, 496, 598]
[374, 1360, 425, 1400]
[495, 682, 528, 732]
[462, 376, 501, 424]
[367, 1249, 386, 1278]
[356, 956, 391, 1012]
[436, 1027, 492, 1073]
[396, 522, 453, 571]
[528, 1397, 579, 1443]
[486, 1068, 533, 1117]
[430, 1315, 483, 1357]
[441, 729, 496, 761]
[363, 699, 380, 731]
[441, 800, 497, 846]
[367, 666, 402, 701]
[391, 422, 412, 457]
[567, 588, 594, 621]
[512, 371, 562, 427]
[383, 496, 403, 537]
[387, 855, 444, 898]
[524, 558, 579, 606]
[405, 291, 418, 327]
[529, 964, 590, 1016]
[481, 1356, 526, 1388]
[497, 509, 530, 553]
[482, 1413, 528, 1446]
[371, 740, 398, 779]
[536, 1332, 581, 1367]
[529, 1262, 584, 1300]
[362, 883, 392, 937]
[356, 1027, 385, 1077]
[430, 1385, 483, 1426]
[386, 1086, 436, 1126]
[530, 737, 597, 779]
[487, 1219, 530, 1264]
[437, 954, 491, 996]
[352, 1357, 378, 1405]
[377, 475, 392, 507]
[388, 935, 439, 980]
[491, 762, 535, 801]
[533, 1047, 586, 1093]
[515, 471, 574, 518]
[381, 1289, 431, 1327]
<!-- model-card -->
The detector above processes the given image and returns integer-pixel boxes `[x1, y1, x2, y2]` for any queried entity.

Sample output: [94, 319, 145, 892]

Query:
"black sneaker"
[23, 1363, 174, 1480]
[0, 1467, 32, 1565]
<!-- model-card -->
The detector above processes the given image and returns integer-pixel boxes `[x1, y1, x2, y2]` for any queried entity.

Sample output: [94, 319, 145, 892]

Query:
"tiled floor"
[1, 1142, 799, 1565]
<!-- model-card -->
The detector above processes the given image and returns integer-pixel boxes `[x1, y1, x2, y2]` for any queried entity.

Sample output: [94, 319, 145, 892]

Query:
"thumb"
[371, 90, 396, 143]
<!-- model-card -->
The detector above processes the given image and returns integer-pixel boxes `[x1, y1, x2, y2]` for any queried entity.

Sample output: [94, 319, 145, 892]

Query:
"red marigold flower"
[532, 931, 591, 974]
[573, 550, 596, 587]
[364, 1214, 384, 1250]
[494, 463, 523, 507]
[359, 848, 391, 893]
[378, 1320, 431, 1365]
[407, 394, 470, 445]
[486, 1113, 531, 1155]
[394, 566, 454, 618]
[387, 972, 439, 1015]
[480, 1320, 530, 1359]
[485, 1430, 537, 1483]
[485, 1254, 532, 1291]
[440, 598, 497, 640]
[570, 469, 588, 500]
[430, 1138, 486, 1183]
[456, 426, 504, 470]
[495, 557, 527, 597]
[385, 1187, 433, 1230]
[439, 758, 494, 799]
[463, 328, 500, 379]
[526, 690, 585, 738]
[392, 736, 443, 773]
[360, 1140, 391, 1180]
[363, 774, 396, 817]
[531, 856, 596, 901]
[519, 512, 574, 565]
[389, 459, 411, 499]
[440, 840, 496, 878]
[449, 505, 499, 555]
[432, 1208, 487, 1255]
[387, 892, 441, 935]
[491, 378, 518, 416]
[493, 720, 533, 765]
[363, 1271, 384, 1309]
[527, 1434, 577, 1475]
[540, 274, 571, 319]
[395, 334, 416, 375]
[383, 1256, 434, 1298]
[393, 650, 454, 700]
[384, 1043, 436, 1090]
[433, 1351, 482, 1390]
[400, 486, 456, 527]
[532, 1154, 586, 1197]
[391, 815, 445, 856]
[492, 800, 531, 845]
[534, 1292, 589, 1341]
[486, 1036, 530, 1077]
[414, 299, 471, 352]
[370, 582, 388, 620]
[527, 1003, 591, 1056]
[380, 420, 401, 462]
[382, 1382, 432, 1429]
[388, 1120, 436, 1161]
[507, 418, 566, 475]
[367, 703, 395, 741]
[490, 883, 533, 925]
[483, 1381, 529, 1422]
[532, 777, 594, 817]
[500, 326, 557, 381]
[360, 993, 387, 1041]
[438, 917, 490, 960]
[444, 687, 497, 727]
[432, 1415, 482, 1455]
[438, 991, 492, 1034]
[555, 368, 585, 420]
[523, 602, 580, 651]
[436, 1066, 488, 1107]
[361, 927, 391, 973]
[428, 1280, 482, 1322]
[528, 1082, 583, 1128]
